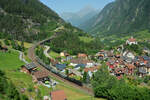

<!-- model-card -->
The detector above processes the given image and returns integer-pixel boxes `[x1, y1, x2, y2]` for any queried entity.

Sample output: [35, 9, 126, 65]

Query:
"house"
[60, 52, 69, 57]
[115, 68, 126, 78]
[0, 46, 8, 52]
[97, 50, 108, 58]
[143, 47, 150, 54]
[60, 52, 65, 57]
[44, 96, 50, 100]
[33, 70, 49, 82]
[117, 46, 122, 52]
[70, 59, 93, 67]
[55, 64, 66, 71]
[78, 53, 88, 59]
[50, 90, 67, 100]
[21, 62, 37, 74]
[61, 56, 73, 62]
[138, 67, 147, 77]
[126, 36, 137, 45]
[66, 56, 73, 61]
[138, 56, 150, 75]
[84, 66, 99, 77]
[100, 50, 105, 52]
[51, 59, 59, 66]
[106, 51, 114, 57]
[97, 54, 105, 60]
[74, 64, 86, 70]
[146, 62, 150, 75]
[125, 64, 135, 75]
[68, 69, 82, 77]
[142, 56, 150, 61]
[115, 54, 121, 58]
[107, 59, 116, 69]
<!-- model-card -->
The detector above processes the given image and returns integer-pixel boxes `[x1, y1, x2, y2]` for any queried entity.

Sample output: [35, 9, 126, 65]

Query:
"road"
[44, 46, 52, 59]
[19, 51, 29, 64]
[28, 36, 94, 96]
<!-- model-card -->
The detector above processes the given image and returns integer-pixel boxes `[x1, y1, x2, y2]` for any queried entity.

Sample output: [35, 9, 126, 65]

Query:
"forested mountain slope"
[0, 0, 102, 54]
[0, 0, 87, 42]
[82, 0, 150, 36]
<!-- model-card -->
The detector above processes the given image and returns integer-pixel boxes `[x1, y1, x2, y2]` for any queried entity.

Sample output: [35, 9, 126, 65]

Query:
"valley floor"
[0, 50, 103, 100]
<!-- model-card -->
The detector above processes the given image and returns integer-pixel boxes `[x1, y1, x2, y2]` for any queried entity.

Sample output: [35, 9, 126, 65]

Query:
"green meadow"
[0, 51, 51, 99]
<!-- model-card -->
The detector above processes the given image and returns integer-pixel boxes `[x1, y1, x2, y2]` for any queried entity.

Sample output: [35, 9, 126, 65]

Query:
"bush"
[0, 70, 28, 100]
[148, 81, 150, 86]
[4, 39, 10, 45]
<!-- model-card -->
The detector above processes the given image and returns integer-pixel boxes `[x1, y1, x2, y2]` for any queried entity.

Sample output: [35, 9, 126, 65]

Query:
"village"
[1, 36, 150, 100]
[25, 36, 150, 87]
[44, 36, 150, 81]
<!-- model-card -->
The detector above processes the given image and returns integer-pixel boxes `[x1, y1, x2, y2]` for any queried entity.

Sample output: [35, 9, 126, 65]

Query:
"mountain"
[0, 0, 87, 42]
[82, 0, 150, 36]
[0, 0, 64, 42]
[0, 0, 103, 54]
[60, 6, 99, 27]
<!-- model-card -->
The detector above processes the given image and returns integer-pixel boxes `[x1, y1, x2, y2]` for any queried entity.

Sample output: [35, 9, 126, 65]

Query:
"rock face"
[81, 0, 150, 36]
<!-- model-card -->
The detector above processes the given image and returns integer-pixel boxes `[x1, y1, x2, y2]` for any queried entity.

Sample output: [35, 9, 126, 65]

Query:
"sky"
[40, 0, 114, 14]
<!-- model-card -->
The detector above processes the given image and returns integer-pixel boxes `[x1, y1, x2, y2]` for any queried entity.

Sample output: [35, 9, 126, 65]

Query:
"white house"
[86, 62, 94, 68]
[126, 36, 138, 45]
[84, 66, 99, 78]
[70, 59, 94, 67]
[43, 96, 50, 100]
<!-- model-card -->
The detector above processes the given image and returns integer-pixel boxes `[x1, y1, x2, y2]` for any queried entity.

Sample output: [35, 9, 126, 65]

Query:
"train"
[35, 57, 83, 86]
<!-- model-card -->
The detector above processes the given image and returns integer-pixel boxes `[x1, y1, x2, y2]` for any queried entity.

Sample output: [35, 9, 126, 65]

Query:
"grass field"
[0, 50, 104, 100]
[0, 51, 24, 70]
[50, 76, 104, 100]
[17, 41, 33, 48]
[79, 36, 94, 43]
[0, 51, 51, 99]
[49, 50, 60, 58]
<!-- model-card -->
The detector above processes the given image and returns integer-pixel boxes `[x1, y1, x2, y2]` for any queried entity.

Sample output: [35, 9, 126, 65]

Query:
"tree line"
[35, 46, 50, 65]
[46, 31, 102, 55]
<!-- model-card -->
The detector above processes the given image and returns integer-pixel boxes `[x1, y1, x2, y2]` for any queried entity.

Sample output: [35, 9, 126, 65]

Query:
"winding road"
[28, 35, 94, 96]
[44, 46, 52, 59]
[19, 51, 29, 64]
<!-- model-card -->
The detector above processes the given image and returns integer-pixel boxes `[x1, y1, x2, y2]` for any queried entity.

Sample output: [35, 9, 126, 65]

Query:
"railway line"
[28, 36, 94, 96]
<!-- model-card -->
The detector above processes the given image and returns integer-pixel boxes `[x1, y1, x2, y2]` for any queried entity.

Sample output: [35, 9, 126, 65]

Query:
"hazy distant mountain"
[60, 6, 99, 27]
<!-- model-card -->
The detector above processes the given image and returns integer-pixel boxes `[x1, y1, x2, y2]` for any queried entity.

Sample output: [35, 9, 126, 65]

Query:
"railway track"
[28, 36, 94, 96]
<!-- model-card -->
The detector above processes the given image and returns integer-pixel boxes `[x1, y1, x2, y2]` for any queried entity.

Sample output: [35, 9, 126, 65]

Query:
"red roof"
[3, 46, 8, 49]
[78, 53, 87, 58]
[51, 90, 67, 100]
[33, 71, 49, 79]
[125, 64, 135, 70]
[100, 50, 105, 52]
[109, 65, 114, 69]
[98, 54, 104, 57]
[84, 66, 99, 72]
[128, 37, 136, 42]
[144, 60, 148, 64]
